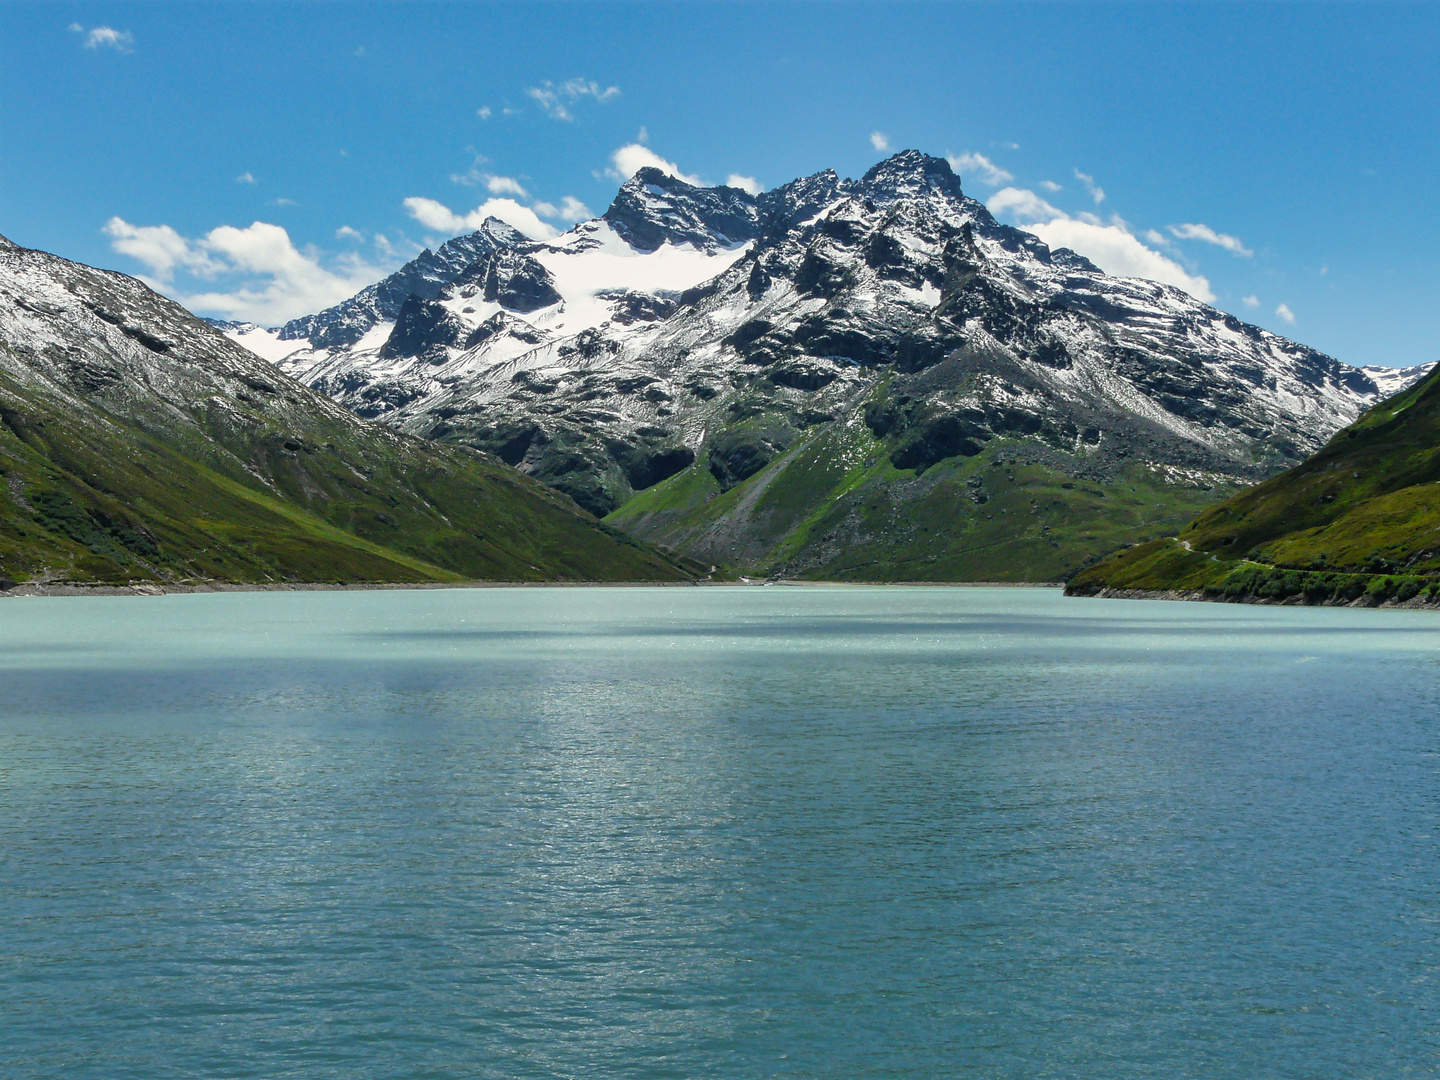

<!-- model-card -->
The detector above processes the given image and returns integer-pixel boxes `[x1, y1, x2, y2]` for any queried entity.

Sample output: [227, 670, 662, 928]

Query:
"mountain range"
[225, 151, 1429, 581]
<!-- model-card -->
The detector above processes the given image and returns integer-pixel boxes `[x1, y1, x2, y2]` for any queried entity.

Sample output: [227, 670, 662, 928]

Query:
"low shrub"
[1209, 565, 1436, 605]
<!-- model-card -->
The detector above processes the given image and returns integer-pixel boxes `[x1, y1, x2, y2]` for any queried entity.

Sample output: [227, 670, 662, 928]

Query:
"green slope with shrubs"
[608, 410, 1243, 582]
[1068, 362, 1440, 605]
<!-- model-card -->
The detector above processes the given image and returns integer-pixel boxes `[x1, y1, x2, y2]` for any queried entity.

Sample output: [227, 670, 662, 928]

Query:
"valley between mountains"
[222, 151, 1429, 583]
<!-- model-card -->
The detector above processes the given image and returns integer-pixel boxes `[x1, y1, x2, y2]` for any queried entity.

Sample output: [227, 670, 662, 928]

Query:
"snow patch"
[222, 324, 309, 364]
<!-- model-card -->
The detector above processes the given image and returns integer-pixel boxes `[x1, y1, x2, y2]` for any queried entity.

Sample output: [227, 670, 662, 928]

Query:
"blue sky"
[3, 2, 1437, 367]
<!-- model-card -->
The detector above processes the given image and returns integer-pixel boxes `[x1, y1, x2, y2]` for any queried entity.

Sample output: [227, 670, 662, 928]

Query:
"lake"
[1, 585, 1437, 1078]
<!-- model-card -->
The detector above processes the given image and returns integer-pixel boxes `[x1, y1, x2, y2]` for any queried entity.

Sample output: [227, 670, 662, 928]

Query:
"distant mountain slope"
[0, 233, 691, 586]
[1068, 362, 1440, 604]
[227, 151, 1431, 581]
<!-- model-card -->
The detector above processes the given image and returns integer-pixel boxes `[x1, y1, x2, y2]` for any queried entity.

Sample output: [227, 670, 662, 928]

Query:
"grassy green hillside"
[0, 237, 691, 587]
[608, 414, 1242, 582]
[1069, 362, 1440, 604]
[0, 370, 688, 586]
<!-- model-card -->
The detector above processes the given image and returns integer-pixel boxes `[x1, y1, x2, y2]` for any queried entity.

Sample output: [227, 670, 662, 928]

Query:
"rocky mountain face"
[0, 233, 691, 586]
[603, 167, 760, 252]
[233, 152, 1431, 581]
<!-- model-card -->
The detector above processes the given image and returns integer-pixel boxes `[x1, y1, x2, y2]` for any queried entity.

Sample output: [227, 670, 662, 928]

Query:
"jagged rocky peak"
[0, 232, 18, 251]
[380, 295, 469, 362]
[203, 318, 270, 334]
[857, 150, 966, 203]
[379, 249, 563, 361]
[277, 216, 528, 349]
[602, 167, 760, 253]
[754, 169, 846, 241]
[444, 249, 561, 314]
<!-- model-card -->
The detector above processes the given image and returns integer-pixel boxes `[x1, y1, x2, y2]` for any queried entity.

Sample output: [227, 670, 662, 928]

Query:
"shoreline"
[1065, 584, 1440, 611]
[0, 579, 1066, 598]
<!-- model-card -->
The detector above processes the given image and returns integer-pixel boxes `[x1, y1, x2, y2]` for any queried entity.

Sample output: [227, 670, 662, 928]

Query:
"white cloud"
[987, 187, 1214, 302]
[870, 132, 890, 152]
[1168, 222, 1253, 257]
[1039, 180, 1063, 193]
[477, 106, 492, 121]
[448, 155, 593, 231]
[353, 46, 367, 58]
[1143, 228, 1172, 248]
[269, 197, 296, 207]
[102, 218, 225, 280]
[1275, 303, 1296, 324]
[726, 174, 762, 195]
[202, 223, 310, 276]
[526, 78, 620, 121]
[1002, 141, 1020, 151]
[988, 186, 1065, 222]
[1028, 219, 1213, 301]
[484, 175, 530, 199]
[335, 226, 364, 241]
[568, 78, 620, 101]
[235, 172, 256, 185]
[1074, 169, 1105, 205]
[526, 85, 571, 122]
[526, 87, 570, 121]
[1242, 295, 1260, 308]
[449, 157, 489, 187]
[606, 144, 703, 186]
[373, 233, 421, 263]
[946, 152, 1012, 186]
[522, 197, 592, 223]
[75, 25, 134, 52]
[557, 195, 593, 222]
[402, 196, 559, 240]
[637, 126, 649, 143]
[104, 218, 392, 324]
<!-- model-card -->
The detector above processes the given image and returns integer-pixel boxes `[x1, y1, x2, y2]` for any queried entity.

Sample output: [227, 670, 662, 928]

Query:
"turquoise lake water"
[1, 585, 1438, 1078]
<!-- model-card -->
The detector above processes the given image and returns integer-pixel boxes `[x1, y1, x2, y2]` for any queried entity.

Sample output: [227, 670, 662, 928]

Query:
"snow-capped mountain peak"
[224, 150, 1433, 540]
[602, 166, 760, 254]
[276, 217, 527, 351]
[855, 149, 967, 203]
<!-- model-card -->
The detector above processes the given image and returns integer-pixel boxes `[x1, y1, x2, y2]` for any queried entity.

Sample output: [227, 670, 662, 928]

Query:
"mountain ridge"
[0, 233, 694, 586]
